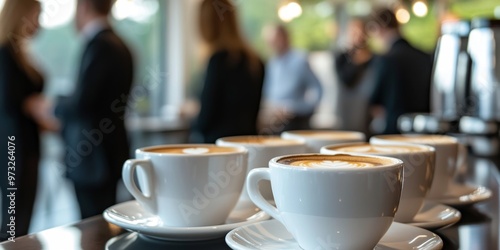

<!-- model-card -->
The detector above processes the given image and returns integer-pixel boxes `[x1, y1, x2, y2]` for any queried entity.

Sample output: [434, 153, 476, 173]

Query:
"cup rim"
[370, 134, 458, 145]
[270, 153, 403, 172]
[135, 144, 248, 156]
[216, 135, 305, 147]
[321, 142, 436, 156]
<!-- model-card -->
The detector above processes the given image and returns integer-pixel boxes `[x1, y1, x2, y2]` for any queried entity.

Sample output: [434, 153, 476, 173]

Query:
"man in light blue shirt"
[263, 25, 323, 133]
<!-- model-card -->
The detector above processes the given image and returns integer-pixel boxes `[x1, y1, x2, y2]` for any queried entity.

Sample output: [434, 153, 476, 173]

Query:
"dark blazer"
[0, 43, 43, 239]
[193, 50, 265, 143]
[0, 44, 43, 171]
[55, 29, 133, 187]
[370, 38, 432, 134]
[335, 51, 374, 88]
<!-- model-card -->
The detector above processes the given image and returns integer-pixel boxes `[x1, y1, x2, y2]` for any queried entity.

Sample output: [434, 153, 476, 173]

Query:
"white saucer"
[408, 201, 461, 230]
[428, 183, 492, 206]
[226, 219, 443, 250]
[103, 201, 270, 241]
[105, 232, 228, 250]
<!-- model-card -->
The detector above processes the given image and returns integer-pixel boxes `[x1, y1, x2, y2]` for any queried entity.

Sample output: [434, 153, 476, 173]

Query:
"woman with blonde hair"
[192, 0, 265, 143]
[0, 0, 54, 240]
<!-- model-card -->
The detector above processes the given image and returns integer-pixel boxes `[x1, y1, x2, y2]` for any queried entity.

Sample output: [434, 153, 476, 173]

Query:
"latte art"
[290, 160, 376, 168]
[277, 154, 391, 169]
[182, 148, 209, 154]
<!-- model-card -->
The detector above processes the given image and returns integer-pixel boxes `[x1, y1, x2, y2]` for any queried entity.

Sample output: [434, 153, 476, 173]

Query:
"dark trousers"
[73, 182, 117, 219]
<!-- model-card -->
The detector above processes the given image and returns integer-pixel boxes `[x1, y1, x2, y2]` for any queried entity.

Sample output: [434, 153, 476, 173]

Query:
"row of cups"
[121, 130, 464, 249]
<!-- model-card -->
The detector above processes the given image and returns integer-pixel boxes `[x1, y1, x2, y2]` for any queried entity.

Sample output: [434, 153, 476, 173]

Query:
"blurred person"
[262, 24, 322, 133]
[0, 0, 57, 240]
[334, 17, 377, 136]
[369, 8, 432, 134]
[191, 0, 265, 143]
[55, 0, 133, 219]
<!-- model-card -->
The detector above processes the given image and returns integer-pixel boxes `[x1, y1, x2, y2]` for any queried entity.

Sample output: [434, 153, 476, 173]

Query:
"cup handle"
[122, 159, 156, 214]
[246, 168, 282, 223]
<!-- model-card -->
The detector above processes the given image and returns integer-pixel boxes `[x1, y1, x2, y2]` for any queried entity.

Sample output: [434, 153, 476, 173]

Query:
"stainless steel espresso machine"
[460, 19, 500, 156]
[432, 20, 471, 122]
[399, 18, 500, 157]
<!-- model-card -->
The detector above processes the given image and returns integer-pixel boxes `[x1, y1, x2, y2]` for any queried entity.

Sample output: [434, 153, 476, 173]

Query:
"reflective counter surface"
[1, 154, 499, 250]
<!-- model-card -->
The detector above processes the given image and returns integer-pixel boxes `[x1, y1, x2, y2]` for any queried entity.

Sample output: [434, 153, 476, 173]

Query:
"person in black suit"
[0, 0, 58, 241]
[191, 0, 265, 143]
[55, 0, 133, 219]
[369, 8, 432, 134]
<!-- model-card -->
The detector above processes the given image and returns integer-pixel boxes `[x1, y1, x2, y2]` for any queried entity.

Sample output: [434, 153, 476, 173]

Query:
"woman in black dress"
[192, 0, 265, 143]
[0, 0, 56, 240]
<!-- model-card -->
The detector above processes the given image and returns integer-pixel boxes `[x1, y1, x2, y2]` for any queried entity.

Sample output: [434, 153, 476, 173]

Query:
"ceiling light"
[278, 1, 303, 23]
[412, 1, 428, 17]
[39, 0, 76, 29]
[395, 7, 410, 24]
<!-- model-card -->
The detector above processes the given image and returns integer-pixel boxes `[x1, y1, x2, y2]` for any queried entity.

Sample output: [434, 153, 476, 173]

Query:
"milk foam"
[290, 160, 376, 168]
[384, 135, 456, 144]
[146, 146, 239, 154]
[294, 131, 362, 140]
[182, 147, 210, 154]
[233, 137, 294, 145]
[337, 145, 417, 153]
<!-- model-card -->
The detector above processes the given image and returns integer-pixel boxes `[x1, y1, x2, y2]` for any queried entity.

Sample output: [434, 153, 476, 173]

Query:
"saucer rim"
[407, 201, 461, 229]
[225, 219, 443, 250]
[103, 200, 270, 241]
[427, 183, 492, 206]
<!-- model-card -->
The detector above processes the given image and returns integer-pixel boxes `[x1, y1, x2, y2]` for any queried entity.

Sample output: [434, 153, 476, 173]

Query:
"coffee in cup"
[122, 144, 248, 227]
[247, 153, 403, 249]
[281, 130, 365, 153]
[145, 146, 240, 154]
[321, 143, 435, 222]
[370, 134, 463, 199]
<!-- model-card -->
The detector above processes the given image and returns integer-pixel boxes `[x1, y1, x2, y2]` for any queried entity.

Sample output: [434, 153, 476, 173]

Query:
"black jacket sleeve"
[193, 53, 224, 134]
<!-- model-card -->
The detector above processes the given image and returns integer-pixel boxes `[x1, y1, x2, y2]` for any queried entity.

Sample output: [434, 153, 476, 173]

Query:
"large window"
[238, 0, 334, 56]
[22, 0, 164, 116]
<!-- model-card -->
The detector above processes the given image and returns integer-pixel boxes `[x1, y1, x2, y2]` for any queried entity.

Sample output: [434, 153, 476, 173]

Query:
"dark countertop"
[1, 154, 498, 250]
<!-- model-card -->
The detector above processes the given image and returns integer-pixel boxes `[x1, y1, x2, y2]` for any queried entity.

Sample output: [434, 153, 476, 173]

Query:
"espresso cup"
[247, 154, 403, 249]
[281, 130, 365, 153]
[321, 143, 435, 223]
[370, 134, 464, 199]
[122, 144, 248, 227]
[216, 136, 306, 208]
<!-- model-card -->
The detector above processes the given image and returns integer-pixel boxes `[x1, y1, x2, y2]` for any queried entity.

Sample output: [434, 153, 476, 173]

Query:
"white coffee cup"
[370, 134, 464, 199]
[281, 130, 365, 153]
[216, 136, 306, 207]
[321, 142, 435, 222]
[247, 154, 403, 249]
[122, 144, 248, 227]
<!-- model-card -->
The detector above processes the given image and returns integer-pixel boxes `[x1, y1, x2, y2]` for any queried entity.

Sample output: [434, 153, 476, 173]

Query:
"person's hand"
[370, 105, 385, 119]
[266, 106, 294, 134]
[24, 94, 60, 132]
[37, 116, 60, 133]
